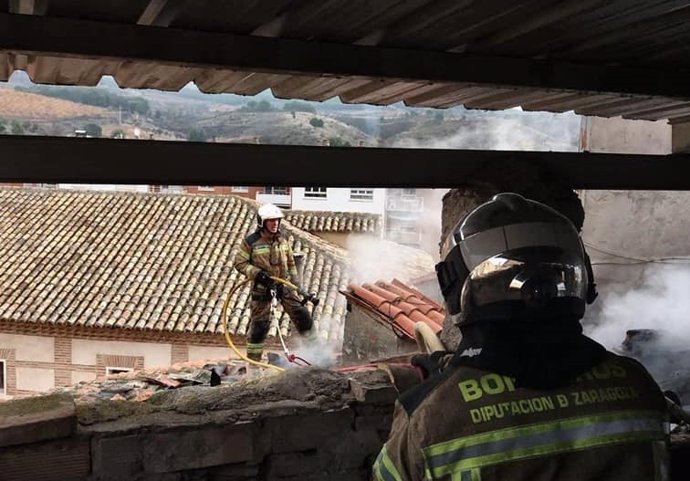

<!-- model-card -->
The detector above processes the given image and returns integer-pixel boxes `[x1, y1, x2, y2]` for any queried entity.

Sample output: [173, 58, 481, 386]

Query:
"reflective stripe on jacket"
[373, 352, 669, 481]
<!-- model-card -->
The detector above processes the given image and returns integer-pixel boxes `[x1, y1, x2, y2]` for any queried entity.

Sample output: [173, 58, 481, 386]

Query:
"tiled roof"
[0, 188, 349, 342]
[342, 279, 445, 340]
[285, 210, 382, 234]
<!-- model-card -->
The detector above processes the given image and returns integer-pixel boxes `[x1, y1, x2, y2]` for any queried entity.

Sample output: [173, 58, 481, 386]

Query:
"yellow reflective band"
[236, 250, 250, 259]
[246, 343, 264, 354]
[373, 445, 404, 481]
[422, 410, 665, 479]
[253, 246, 271, 254]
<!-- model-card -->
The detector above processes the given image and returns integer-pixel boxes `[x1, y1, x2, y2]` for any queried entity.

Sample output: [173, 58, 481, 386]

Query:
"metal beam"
[2, 136, 690, 190]
[0, 12, 690, 99]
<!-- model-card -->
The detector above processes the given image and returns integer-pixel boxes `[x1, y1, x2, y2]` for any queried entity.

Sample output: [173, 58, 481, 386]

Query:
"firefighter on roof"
[233, 204, 317, 362]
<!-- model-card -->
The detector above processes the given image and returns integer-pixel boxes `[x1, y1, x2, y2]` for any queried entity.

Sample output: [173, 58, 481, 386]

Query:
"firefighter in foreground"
[233, 204, 317, 362]
[373, 193, 669, 481]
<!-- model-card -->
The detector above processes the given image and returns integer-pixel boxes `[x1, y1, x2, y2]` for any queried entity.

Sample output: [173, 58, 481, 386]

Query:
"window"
[350, 189, 374, 201]
[402, 188, 417, 196]
[0, 360, 5, 396]
[198, 185, 215, 192]
[304, 187, 327, 198]
[265, 186, 290, 195]
[106, 366, 134, 377]
[232, 186, 249, 193]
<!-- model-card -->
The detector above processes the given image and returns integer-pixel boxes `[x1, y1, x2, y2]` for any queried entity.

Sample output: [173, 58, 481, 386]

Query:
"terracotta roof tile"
[285, 210, 382, 234]
[0, 188, 349, 342]
[341, 278, 445, 340]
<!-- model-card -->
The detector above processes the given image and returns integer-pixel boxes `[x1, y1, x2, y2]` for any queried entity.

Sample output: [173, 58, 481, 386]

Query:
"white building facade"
[290, 187, 386, 214]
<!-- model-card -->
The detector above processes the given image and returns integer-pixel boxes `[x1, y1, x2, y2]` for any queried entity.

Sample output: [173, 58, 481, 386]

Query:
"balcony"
[387, 196, 424, 212]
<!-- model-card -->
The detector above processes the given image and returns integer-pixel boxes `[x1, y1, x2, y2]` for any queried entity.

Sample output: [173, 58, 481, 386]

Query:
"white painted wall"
[57, 184, 150, 193]
[291, 188, 386, 214]
[72, 339, 171, 367]
[579, 116, 678, 268]
[578, 116, 683, 291]
[188, 345, 235, 361]
[0, 333, 54, 362]
[17, 367, 54, 391]
[72, 371, 98, 384]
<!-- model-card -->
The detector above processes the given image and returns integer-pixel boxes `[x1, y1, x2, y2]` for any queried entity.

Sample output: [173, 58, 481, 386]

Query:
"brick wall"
[171, 344, 189, 364]
[54, 337, 72, 386]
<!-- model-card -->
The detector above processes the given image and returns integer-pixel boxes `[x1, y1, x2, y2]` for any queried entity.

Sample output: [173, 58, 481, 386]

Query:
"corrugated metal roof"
[2, 2, 690, 121]
[0, 188, 349, 342]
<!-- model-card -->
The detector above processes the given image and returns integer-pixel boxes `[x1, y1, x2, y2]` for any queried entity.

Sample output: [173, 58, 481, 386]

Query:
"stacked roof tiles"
[342, 279, 445, 340]
[285, 210, 382, 234]
[0, 188, 349, 342]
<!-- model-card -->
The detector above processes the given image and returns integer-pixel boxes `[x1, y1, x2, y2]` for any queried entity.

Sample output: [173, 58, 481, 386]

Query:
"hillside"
[0, 75, 580, 151]
[200, 111, 375, 146]
[0, 88, 111, 120]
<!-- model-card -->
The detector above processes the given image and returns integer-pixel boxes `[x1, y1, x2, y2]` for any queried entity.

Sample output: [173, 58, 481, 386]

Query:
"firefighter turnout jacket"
[373, 352, 669, 481]
[234, 229, 299, 295]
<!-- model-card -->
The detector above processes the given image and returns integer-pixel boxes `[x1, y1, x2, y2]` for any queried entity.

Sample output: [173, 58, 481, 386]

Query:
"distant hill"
[0, 88, 111, 120]
[193, 111, 376, 146]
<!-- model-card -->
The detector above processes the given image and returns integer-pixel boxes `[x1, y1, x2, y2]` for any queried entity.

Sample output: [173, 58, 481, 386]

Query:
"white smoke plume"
[283, 322, 342, 368]
[585, 264, 690, 353]
[345, 235, 436, 284]
[390, 110, 580, 152]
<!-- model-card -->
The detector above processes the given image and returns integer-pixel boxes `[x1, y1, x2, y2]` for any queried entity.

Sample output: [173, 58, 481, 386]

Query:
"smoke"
[584, 264, 690, 402]
[417, 188, 448, 261]
[585, 264, 690, 352]
[285, 325, 342, 368]
[345, 235, 436, 284]
[390, 110, 580, 152]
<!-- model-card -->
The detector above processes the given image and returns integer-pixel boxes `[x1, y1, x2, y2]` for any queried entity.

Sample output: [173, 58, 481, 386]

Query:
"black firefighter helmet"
[435, 193, 597, 327]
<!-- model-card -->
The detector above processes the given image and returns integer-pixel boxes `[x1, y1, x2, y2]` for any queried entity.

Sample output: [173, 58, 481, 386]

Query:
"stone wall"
[0, 368, 400, 481]
[1, 367, 689, 480]
[341, 304, 417, 364]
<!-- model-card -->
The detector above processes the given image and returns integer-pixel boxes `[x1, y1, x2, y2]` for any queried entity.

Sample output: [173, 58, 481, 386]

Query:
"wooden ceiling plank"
[2, 135, 690, 190]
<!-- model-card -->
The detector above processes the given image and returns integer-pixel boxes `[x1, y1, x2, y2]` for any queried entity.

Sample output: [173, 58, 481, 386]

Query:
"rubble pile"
[46, 358, 253, 406]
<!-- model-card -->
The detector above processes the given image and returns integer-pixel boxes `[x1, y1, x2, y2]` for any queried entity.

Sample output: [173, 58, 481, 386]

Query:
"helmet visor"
[465, 249, 588, 307]
[458, 221, 584, 272]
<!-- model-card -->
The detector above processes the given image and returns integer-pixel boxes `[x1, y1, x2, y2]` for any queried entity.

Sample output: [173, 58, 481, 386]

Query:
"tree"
[328, 137, 351, 147]
[11, 120, 24, 135]
[188, 129, 207, 142]
[83, 123, 102, 138]
[309, 117, 324, 128]
[283, 101, 316, 114]
[111, 129, 125, 139]
[0, 119, 6, 134]
[239, 99, 276, 112]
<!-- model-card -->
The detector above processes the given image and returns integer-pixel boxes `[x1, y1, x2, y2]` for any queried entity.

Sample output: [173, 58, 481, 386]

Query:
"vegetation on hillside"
[15, 85, 150, 115]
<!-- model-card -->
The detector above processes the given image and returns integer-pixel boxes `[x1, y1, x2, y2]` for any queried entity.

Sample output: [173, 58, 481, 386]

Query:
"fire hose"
[221, 275, 318, 372]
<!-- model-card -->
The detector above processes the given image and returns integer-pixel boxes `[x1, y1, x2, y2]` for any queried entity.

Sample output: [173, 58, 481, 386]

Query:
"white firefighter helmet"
[257, 203, 284, 227]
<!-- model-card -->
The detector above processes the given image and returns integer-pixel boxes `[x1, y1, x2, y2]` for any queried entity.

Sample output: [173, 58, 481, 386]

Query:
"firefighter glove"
[255, 270, 273, 287]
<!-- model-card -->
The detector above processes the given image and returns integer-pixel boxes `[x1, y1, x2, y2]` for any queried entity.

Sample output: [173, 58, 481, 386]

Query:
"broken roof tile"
[342, 278, 445, 340]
